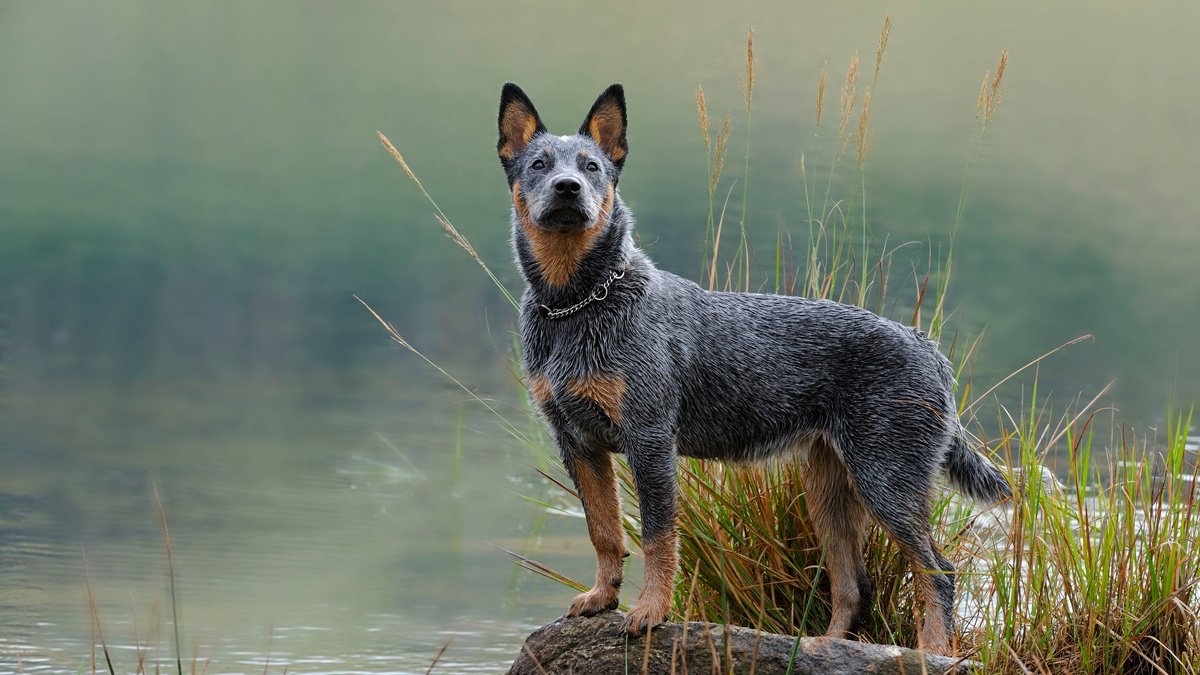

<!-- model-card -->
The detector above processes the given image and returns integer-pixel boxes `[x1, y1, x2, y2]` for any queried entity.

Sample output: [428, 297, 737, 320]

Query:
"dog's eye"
[586, 161, 600, 172]
[531, 159, 545, 170]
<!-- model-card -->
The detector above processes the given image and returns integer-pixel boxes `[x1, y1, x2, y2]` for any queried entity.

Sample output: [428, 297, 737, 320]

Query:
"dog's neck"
[513, 199, 633, 310]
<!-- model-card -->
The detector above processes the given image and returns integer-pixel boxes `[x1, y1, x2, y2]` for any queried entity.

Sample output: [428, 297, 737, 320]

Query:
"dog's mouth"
[537, 205, 592, 232]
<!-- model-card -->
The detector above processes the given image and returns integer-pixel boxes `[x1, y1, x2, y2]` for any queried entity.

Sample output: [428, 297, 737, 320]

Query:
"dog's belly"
[675, 423, 818, 464]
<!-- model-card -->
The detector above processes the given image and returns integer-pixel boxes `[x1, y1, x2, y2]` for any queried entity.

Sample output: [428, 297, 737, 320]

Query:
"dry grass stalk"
[82, 547, 117, 675]
[423, 642, 450, 675]
[377, 130, 424, 193]
[355, 295, 531, 445]
[711, 113, 731, 198]
[741, 29, 756, 114]
[696, 85, 711, 155]
[815, 63, 828, 126]
[377, 129, 518, 307]
[855, 17, 890, 167]
[838, 53, 860, 157]
[855, 91, 873, 164]
[874, 17, 891, 83]
[153, 484, 184, 675]
[977, 51, 1008, 129]
[707, 179, 735, 290]
[436, 214, 480, 263]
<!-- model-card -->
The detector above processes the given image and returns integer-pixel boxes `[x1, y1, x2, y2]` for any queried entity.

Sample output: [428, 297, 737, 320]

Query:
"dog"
[496, 82, 1012, 655]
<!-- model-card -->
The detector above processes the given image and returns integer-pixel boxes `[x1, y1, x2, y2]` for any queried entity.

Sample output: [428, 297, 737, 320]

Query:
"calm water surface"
[2, 1, 1198, 672]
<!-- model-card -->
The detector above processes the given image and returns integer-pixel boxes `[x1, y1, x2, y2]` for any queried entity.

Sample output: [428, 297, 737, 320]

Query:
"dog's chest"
[522, 316, 628, 430]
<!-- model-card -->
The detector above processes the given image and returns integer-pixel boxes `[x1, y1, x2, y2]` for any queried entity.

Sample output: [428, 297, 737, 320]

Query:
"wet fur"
[497, 82, 1012, 655]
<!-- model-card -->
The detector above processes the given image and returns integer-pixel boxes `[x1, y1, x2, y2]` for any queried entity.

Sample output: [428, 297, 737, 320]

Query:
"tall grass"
[377, 22, 1200, 673]
[80, 485, 217, 675]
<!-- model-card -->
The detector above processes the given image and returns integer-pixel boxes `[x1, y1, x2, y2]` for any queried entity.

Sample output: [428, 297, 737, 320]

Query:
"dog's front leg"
[562, 445, 629, 618]
[621, 434, 678, 636]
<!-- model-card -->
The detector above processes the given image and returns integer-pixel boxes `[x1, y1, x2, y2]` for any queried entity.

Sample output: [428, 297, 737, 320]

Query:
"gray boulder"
[508, 611, 978, 674]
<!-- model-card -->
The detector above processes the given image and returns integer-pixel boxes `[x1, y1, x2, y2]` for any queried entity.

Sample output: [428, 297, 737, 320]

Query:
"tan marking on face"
[566, 454, 627, 615]
[498, 102, 539, 160]
[565, 370, 625, 423]
[513, 182, 614, 287]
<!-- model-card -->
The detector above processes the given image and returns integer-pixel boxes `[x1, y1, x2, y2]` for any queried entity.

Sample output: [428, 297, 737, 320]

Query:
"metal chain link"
[538, 267, 626, 320]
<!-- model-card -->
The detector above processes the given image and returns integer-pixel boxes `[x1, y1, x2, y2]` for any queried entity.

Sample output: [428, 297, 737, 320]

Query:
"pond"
[2, 1, 1198, 672]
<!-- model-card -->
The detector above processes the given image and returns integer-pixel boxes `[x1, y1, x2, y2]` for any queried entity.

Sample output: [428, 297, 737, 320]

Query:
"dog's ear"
[579, 84, 627, 170]
[498, 83, 546, 166]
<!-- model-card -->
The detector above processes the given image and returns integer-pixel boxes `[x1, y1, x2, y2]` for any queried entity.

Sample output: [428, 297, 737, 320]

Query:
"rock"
[508, 611, 978, 674]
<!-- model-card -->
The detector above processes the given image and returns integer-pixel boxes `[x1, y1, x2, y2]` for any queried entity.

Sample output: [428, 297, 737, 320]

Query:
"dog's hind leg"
[801, 438, 873, 638]
[840, 443, 956, 655]
[562, 445, 630, 618]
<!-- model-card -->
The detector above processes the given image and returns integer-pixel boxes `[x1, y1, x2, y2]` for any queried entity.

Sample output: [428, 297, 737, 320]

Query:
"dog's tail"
[944, 434, 1013, 503]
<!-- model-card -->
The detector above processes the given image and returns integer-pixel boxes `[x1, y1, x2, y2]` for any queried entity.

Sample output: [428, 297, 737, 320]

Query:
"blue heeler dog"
[497, 82, 1012, 655]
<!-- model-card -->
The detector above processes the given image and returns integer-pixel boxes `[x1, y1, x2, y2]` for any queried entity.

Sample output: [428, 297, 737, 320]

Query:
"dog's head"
[497, 83, 626, 233]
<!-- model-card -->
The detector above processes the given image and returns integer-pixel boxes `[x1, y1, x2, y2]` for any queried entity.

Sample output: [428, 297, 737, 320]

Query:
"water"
[2, 1, 1198, 672]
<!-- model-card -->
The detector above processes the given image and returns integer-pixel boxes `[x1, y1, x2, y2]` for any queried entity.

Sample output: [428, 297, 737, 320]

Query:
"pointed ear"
[498, 83, 545, 164]
[579, 84, 627, 168]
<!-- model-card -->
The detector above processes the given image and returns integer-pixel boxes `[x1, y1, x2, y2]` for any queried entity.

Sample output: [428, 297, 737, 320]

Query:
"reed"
[80, 487, 224, 675]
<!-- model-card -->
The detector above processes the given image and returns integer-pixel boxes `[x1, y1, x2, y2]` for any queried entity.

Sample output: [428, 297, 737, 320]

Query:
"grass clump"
[377, 21, 1199, 674]
[976, 406, 1199, 673]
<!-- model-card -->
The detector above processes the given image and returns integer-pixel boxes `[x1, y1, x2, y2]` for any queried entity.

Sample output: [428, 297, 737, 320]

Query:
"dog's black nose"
[553, 176, 582, 197]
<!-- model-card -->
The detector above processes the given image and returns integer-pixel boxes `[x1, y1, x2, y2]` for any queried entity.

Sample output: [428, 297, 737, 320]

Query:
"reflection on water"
[3, 0, 1200, 672]
[0, 366, 588, 674]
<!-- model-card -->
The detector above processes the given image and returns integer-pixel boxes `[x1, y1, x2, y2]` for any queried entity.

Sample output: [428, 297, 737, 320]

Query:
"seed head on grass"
[855, 91, 873, 165]
[696, 85, 731, 202]
[815, 63, 828, 126]
[377, 130, 517, 308]
[740, 28, 756, 116]
[873, 17, 891, 83]
[711, 114, 731, 198]
[377, 130, 424, 194]
[734, 28, 757, 292]
[977, 51, 1008, 130]
[837, 53, 860, 160]
[435, 214, 480, 263]
[855, 16, 890, 168]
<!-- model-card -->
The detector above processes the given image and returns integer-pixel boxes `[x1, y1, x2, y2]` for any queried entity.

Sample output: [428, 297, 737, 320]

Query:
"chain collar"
[537, 266, 627, 320]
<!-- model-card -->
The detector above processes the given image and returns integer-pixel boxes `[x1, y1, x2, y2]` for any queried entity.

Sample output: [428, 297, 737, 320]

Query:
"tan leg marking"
[623, 530, 677, 635]
[915, 571, 951, 655]
[900, 542, 952, 655]
[567, 453, 628, 617]
[801, 438, 870, 638]
[513, 182, 613, 287]
[565, 372, 625, 424]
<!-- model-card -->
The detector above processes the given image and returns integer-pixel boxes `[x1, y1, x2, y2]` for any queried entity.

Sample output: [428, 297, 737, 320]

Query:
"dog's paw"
[567, 588, 619, 617]
[620, 600, 667, 636]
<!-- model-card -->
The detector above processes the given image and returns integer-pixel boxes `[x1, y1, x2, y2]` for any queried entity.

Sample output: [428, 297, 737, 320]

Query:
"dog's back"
[649, 276, 958, 465]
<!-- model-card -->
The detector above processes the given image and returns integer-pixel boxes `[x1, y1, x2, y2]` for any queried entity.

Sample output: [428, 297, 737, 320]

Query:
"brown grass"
[978, 51, 1008, 129]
